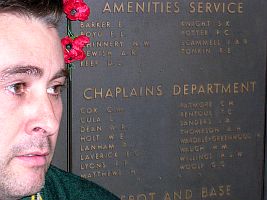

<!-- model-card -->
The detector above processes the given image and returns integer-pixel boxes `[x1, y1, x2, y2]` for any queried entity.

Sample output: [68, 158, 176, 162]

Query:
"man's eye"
[6, 83, 26, 96]
[47, 85, 64, 96]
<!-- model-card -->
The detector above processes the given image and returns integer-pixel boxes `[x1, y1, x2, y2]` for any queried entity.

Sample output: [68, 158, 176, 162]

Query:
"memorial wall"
[53, 0, 267, 199]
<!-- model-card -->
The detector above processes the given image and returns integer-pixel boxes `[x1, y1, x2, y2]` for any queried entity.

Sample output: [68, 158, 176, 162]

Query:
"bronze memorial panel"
[55, 0, 267, 199]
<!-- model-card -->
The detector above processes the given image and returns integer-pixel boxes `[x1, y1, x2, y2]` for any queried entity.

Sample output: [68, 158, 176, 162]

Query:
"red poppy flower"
[61, 35, 90, 63]
[63, 0, 90, 21]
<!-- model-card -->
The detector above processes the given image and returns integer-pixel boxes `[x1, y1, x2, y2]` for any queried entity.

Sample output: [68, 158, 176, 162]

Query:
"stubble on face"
[0, 135, 54, 199]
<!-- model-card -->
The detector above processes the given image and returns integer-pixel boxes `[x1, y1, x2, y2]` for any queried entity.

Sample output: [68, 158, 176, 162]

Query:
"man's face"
[0, 14, 66, 199]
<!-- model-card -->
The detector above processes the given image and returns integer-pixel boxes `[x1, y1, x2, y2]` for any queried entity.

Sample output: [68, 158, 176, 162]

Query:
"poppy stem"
[66, 18, 73, 173]
[67, 63, 72, 173]
[67, 18, 74, 38]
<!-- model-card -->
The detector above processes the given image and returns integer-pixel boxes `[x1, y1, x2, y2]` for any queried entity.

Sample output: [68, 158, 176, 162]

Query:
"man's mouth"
[15, 151, 49, 167]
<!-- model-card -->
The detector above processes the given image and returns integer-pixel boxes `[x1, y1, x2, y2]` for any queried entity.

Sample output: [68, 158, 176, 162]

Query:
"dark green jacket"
[22, 165, 119, 200]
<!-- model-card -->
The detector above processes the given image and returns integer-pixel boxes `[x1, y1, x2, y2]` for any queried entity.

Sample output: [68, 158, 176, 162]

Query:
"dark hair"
[0, 0, 63, 27]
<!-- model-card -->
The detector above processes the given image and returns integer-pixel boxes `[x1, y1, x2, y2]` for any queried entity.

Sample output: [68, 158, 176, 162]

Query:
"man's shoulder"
[43, 165, 119, 200]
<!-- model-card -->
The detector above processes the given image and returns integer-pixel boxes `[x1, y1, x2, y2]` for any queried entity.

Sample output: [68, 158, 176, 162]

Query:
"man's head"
[0, 0, 66, 199]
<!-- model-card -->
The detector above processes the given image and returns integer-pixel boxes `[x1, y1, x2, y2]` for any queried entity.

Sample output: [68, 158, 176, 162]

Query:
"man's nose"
[24, 93, 61, 136]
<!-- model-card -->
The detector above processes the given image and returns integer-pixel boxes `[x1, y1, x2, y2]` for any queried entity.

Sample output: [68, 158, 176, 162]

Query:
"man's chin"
[21, 168, 45, 189]
[1, 162, 48, 198]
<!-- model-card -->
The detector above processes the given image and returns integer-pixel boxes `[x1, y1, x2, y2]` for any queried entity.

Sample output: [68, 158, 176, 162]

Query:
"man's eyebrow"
[0, 65, 43, 80]
[0, 65, 69, 81]
[52, 68, 69, 80]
